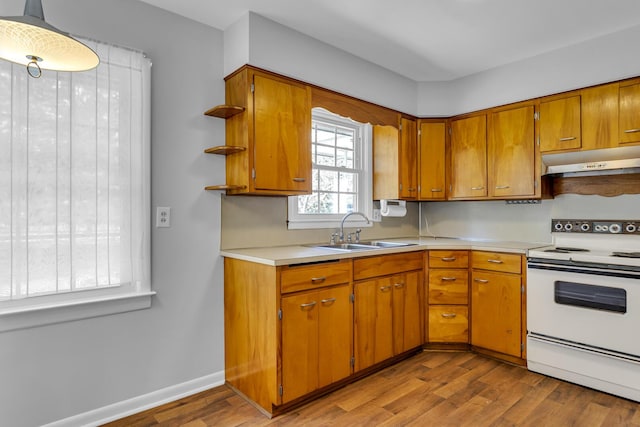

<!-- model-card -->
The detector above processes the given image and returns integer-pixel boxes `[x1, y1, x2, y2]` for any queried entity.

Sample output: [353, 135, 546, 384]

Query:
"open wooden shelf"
[204, 185, 247, 191]
[204, 105, 244, 119]
[204, 146, 246, 155]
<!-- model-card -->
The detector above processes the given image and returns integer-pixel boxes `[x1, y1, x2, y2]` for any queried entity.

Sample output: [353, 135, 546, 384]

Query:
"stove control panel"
[552, 219, 640, 234]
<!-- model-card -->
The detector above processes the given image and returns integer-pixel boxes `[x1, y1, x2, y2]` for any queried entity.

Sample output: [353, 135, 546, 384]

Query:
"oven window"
[555, 281, 627, 313]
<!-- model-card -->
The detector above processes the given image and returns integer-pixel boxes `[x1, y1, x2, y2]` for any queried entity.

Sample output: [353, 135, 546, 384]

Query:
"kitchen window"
[287, 108, 372, 229]
[0, 39, 152, 332]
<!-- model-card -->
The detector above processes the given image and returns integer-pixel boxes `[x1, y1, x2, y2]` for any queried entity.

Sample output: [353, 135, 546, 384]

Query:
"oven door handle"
[528, 258, 640, 279]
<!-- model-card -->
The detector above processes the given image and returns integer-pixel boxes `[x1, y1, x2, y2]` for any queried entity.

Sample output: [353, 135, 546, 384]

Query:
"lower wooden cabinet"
[281, 284, 352, 402]
[471, 251, 525, 359]
[353, 252, 424, 372]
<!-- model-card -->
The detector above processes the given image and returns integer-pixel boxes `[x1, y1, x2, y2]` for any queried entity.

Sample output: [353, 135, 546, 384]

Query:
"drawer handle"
[394, 282, 405, 288]
[559, 136, 577, 141]
[440, 257, 457, 262]
[487, 259, 503, 264]
[293, 177, 306, 182]
[321, 298, 336, 305]
[311, 276, 326, 283]
[474, 278, 489, 283]
[431, 188, 443, 192]
[471, 186, 485, 190]
[441, 277, 457, 282]
[380, 285, 392, 292]
[495, 185, 510, 190]
[624, 129, 640, 133]
[441, 313, 457, 319]
[300, 301, 317, 309]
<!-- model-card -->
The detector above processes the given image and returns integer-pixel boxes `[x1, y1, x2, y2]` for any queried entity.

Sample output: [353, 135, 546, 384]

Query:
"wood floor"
[103, 351, 640, 427]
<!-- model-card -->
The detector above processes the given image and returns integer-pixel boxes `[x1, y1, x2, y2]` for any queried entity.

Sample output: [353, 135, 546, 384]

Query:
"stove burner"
[544, 247, 591, 254]
[612, 252, 640, 258]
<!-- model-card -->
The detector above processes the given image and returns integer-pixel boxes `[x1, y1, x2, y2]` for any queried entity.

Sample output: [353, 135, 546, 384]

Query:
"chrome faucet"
[339, 211, 370, 243]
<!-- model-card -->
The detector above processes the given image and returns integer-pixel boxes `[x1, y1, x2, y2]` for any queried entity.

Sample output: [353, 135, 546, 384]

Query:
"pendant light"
[0, 0, 99, 78]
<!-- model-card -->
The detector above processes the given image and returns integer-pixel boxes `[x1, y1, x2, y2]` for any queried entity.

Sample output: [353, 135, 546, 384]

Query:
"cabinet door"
[373, 125, 400, 200]
[253, 74, 311, 193]
[281, 291, 319, 402]
[392, 271, 423, 354]
[354, 278, 393, 371]
[619, 82, 640, 145]
[488, 105, 536, 197]
[581, 83, 619, 150]
[471, 271, 522, 358]
[450, 115, 487, 199]
[317, 284, 352, 388]
[418, 121, 446, 200]
[399, 117, 418, 199]
[539, 95, 581, 152]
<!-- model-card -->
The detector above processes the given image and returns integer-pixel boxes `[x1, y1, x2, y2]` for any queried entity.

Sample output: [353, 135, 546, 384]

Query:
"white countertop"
[220, 237, 548, 266]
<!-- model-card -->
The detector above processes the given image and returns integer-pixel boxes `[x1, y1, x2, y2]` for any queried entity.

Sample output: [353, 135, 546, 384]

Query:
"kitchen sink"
[311, 241, 416, 251]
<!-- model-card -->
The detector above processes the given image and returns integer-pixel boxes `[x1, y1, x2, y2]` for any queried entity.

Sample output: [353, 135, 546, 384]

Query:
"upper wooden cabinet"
[539, 95, 581, 153]
[418, 120, 447, 200]
[449, 115, 488, 199]
[207, 66, 312, 195]
[488, 105, 537, 198]
[581, 82, 619, 151]
[619, 80, 640, 145]
[373, 116, 417, 200]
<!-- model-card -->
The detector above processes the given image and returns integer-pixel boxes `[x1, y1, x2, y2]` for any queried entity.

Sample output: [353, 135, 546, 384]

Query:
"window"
[0, 38, 152, 331]
[288, 108, 372, 229]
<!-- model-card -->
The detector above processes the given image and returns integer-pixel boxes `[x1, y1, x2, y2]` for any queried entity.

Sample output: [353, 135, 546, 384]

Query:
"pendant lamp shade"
[0, 0, 99, 75]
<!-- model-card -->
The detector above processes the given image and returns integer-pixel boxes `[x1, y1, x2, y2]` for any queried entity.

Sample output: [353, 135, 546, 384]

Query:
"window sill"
[0, 291, 156, 333]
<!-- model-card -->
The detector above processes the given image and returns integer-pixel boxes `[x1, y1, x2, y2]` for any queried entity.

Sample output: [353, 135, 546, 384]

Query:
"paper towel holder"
[380, 199, 406, 217]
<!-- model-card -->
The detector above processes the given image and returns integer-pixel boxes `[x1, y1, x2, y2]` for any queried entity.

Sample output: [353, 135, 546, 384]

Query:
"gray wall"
[0, 1, 226, 426]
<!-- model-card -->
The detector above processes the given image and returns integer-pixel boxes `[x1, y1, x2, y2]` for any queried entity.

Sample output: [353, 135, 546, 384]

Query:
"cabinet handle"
[293, 177, 306, 182]
[559, 136, 577, 141]
[474, 278, 489, 283]
[441, 257, 457, 262]
[321, 298, 336, 305]
[300, 301, 317, 309]
[471, 186, 485, 190]
[430, 188, 443, 192]
[488, 259, 503, 264]
[441, 313, 457, 319]
[311, 276, 326, 283]
[380, 285, 392, 292]
[495, 185, 510, 190]
[624, 129, 640, 133]
[394, 282, 405, 288]
[441, 277, 457, 282]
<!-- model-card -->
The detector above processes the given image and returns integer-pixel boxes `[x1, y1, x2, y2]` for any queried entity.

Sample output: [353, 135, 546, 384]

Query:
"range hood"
[542, 146, 640, 176]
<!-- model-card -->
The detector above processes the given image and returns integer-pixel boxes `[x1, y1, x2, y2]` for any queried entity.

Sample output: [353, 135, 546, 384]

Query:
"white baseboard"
[43, 371, 225, 427]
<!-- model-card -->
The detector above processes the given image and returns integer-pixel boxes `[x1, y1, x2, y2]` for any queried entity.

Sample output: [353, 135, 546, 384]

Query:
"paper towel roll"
[380, 199, 407, 217]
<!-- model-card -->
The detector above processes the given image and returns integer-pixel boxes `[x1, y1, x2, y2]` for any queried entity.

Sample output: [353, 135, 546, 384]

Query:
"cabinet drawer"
[353, 251, 423, 281]
[428, 270, 468, 305]
[472, 251, 521, 274]
[281, 259, 352, 294]
[428, 250, 469, 268]
[428, 305, 468, 343]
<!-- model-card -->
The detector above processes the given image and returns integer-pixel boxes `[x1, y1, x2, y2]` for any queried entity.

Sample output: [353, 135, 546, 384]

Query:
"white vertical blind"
[0, 39, 150, 304]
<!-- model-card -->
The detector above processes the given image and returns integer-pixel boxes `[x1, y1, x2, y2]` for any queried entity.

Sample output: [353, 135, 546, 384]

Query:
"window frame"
[0, 39, 153, 332]
[287, 108, 373, 230]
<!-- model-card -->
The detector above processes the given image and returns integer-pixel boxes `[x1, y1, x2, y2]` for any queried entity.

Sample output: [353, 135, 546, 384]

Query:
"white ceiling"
[138, 0, 640, 82]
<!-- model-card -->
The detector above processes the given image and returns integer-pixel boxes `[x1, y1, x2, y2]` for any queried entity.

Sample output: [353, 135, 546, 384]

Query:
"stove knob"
[580, 223, 590, 232]
[626, 223, 637, 233]
[554, 222, 564, 231]
[564, 223, 573, 231]
[609, 223, 622, 234]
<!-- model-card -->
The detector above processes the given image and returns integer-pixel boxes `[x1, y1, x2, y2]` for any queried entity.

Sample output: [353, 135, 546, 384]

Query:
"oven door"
[527, 259, 640, 357]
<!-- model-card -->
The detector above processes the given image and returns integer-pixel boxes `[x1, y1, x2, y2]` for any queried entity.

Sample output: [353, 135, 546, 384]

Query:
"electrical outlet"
[156, 207, 171, 228]
[372, 208, 382, 222]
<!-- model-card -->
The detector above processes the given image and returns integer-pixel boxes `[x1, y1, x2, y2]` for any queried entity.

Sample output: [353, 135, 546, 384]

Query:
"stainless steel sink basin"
[313, 243, 379, 251]
[311, 241, 416, 251]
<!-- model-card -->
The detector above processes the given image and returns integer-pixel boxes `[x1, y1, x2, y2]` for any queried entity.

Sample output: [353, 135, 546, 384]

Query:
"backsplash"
[220, 195, 419, 249]
[420, 194, 640, 244]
